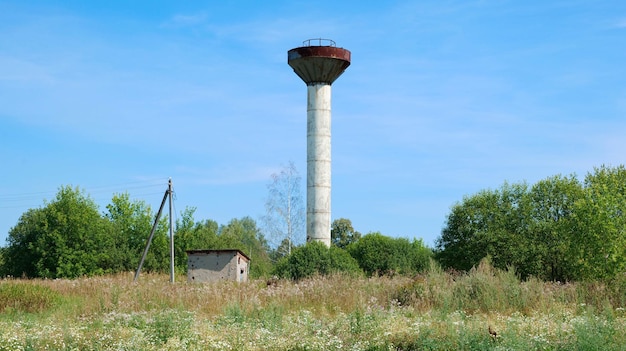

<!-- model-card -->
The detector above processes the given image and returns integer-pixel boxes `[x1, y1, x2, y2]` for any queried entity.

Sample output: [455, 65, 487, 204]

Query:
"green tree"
[173, 207, 219, 270]
[570, 165, 626, 281]
[435, 182, 540, 277]
[218, 217, 272, 278]
[528, 175, 583, 281]
[105, 193, 169, 272]
[331, 218, 361, 249]
[435, 189, 502, 272]
[2, 207, 48, 277]
[3, 186, 112, 278]
[41, 186, 114, 278]
[488, 182, 534, 278]
[105, 192, 157, 272]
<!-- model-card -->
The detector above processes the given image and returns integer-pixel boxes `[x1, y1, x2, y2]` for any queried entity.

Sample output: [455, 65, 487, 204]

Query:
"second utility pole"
[168, 178, 174, 283]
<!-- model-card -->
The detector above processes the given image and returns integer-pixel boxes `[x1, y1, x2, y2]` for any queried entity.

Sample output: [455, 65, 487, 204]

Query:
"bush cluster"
[347, 232, 431, 276]
[273, 241, 361, 280]
[273, 234, 432, 280]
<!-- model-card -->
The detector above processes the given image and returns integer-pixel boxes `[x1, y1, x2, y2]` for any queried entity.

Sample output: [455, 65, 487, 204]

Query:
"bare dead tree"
[261, 161, 305, 255]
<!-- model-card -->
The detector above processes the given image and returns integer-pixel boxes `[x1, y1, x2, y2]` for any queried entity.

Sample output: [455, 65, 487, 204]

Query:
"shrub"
[347, 232, 432, 276]
[273, 241, 362, 280]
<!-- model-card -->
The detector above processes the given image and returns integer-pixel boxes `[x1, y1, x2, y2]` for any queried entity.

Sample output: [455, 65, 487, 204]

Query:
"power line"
[0, 178, 170, 209]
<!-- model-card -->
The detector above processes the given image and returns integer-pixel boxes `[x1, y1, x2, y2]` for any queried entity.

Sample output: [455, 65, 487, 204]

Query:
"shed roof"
[186, 249, 251, 262]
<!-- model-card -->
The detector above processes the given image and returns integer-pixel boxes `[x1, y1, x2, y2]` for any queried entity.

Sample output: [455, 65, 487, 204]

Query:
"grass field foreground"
[1, 261, 625, 350]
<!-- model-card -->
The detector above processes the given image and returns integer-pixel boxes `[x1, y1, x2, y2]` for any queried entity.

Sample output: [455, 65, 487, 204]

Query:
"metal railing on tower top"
[302, 38, 336, 47]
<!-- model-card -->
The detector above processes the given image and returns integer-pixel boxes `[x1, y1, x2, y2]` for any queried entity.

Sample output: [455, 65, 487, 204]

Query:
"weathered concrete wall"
[187, 250, 249, 283]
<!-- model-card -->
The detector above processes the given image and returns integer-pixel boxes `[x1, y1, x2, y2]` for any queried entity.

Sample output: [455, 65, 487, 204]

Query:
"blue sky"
[1, 0, 625, 248]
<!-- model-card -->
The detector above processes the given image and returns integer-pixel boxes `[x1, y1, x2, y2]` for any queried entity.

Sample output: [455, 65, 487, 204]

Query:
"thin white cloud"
[0, 56, 55, 83]
[163, 12, 208, 27]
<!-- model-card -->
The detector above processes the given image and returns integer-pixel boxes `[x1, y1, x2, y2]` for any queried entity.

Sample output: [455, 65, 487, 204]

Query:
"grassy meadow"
[1, 261, 626, 350]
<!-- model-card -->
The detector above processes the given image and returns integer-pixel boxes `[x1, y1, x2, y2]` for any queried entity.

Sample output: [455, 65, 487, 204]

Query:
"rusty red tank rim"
[288, 46, 351, 62]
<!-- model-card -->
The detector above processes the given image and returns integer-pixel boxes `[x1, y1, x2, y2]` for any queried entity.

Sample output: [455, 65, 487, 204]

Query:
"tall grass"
[0, 262, 625, 350]
[0, 281, 61, 314]
[392, 258, 626, 316]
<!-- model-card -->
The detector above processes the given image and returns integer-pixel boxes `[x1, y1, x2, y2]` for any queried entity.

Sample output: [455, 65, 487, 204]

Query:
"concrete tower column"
[307, 83, 332, 244]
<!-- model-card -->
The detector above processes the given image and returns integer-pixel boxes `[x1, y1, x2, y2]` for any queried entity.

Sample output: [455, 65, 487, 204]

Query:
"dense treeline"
[436, 165, 626, 282]
[0, 185, 431, 279]
[3, 164, 625, 282]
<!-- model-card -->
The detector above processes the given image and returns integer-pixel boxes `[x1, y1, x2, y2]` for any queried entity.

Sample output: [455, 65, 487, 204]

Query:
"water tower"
[288, 39, 351, 246]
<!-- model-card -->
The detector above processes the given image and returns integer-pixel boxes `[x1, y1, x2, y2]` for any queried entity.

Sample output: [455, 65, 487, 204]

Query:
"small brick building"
[186, 249, 250, 283]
